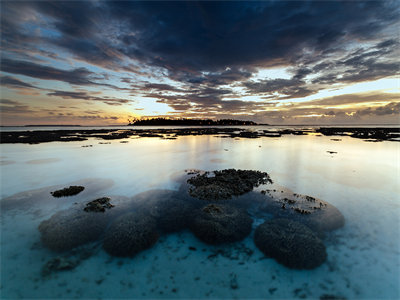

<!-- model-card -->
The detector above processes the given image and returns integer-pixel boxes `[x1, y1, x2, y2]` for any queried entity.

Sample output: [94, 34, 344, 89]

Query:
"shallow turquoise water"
[1, 134, 399, 299]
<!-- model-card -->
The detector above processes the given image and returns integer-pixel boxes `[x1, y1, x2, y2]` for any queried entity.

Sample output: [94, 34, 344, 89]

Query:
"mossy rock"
[149, 197, 195, 233]
[50, 186, 85, 197]
[39, 207, 110, 252]
[255, 190, 345, 233]
[131, 189, 201, 233]
[254, 219, 327, 269]
[84, 197, 114, 212]
[190, 203, 253, 244]
[103, 212, 159, 257]
[187, 169, 272, 201]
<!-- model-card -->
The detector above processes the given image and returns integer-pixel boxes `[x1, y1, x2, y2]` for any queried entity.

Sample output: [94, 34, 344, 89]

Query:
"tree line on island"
[127, 118, 259, 126]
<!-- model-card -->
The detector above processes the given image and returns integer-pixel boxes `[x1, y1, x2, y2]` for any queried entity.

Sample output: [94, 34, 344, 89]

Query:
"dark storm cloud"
[146, 87, 269, 114]
[0, 99, 35, 114]
[1, 59, 95, 85]
[5, 1, 398, 75]
[310, 39, 400, 85]
[32, 1, 97, 38]
[245, 38, 399, 99]
[244, 78, 316, 99]
[1, 0, 399, 120]
[1, 59, 123, 90]
[143, 83, 244, 113]
[304, 92, 400, 107]
[105, 0, 399, 75]
[168, 67, 254, 87]
[0, 76, 38, 89]
[75, 115, 119, 120]
[0, 99, 21, 105]
[340, 62, 400, 84]
[47, 90, 131, 106]
[143, 83, 182, 92]
[354, 102, 400, 116]
[248, 100, 400, 124]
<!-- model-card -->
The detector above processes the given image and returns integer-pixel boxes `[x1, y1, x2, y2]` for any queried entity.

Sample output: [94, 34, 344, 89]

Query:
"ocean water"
[0, 133, 399, 299]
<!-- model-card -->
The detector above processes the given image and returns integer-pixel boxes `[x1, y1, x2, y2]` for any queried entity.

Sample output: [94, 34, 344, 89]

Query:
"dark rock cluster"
[84, 197, 114, 212]
[50, 185, 84, 197]
[130, 189, 201, 233]
[187, 169, 272, 200]
[41, 244, 98, 276]
[256, 189, 345, 234]
[39, 207, 110, 251]
[103, 212, 160, 257]
[2, 127, 397, 144]
[317, 127, 399, 142]
[254, 219, 327, 269]
[42, 256, 78, 276]
[190, 203, 253, 244]
[149, 196, 195, 233]
[37, 169, 345, 272]
[320, 295, 348, 300]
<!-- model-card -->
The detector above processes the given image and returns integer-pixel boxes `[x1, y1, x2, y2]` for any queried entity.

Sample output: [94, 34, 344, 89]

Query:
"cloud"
[1, 1, 399, 124]
[354, 102, 400, 116]
[244, 78, 316, 99]
[4, 1, 398, 76]
[168, 67, 253, 87]
[1, 58, 95, 85]
[304, 92, 400, 107]
[1, 75, 39, 89]
[310, 39, 400, 85]
[46, 90, 131, 106]
[143, 83, 182, 92]
[0, 99, 35, 114]
[0, 99, 20, 105]
[1, 58, 125, 91]
[74, 115, 119, 120]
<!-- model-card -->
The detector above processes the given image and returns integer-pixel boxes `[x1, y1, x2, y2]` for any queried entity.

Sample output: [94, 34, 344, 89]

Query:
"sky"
[0, 0, 399, 126]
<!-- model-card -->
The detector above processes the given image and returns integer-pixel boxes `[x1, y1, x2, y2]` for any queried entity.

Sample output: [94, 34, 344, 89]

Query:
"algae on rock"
[187, 169, 272, 201]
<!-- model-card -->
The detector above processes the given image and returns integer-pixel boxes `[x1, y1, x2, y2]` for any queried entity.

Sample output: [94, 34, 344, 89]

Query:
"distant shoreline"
[23, 125, 83, 127]
[127, 118, 259, 126]
[1, 127, 399, 144]
[1, 123, 399, 128]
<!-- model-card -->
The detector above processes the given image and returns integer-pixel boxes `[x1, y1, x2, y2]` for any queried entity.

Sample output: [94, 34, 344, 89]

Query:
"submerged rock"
[103, 212, 159, 257]
[128, 189, 201, 233]
[41, 256, 78, 276]
[50, 186, 84, 197]
[190, 203, 253, 244]
[39, 207, 110, 251]
[187, 169, 272, 201]
[150, 196, 195, 233]
[320, 295, 348, 300]
[42, 243, 99, 276]
[255, 189, 345, 233]
[254, 219, 327, 269]
[84, 197, 114, 212]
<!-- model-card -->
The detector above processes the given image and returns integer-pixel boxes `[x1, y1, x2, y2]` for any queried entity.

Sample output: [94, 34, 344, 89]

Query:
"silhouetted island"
[128, 118, 258, 126]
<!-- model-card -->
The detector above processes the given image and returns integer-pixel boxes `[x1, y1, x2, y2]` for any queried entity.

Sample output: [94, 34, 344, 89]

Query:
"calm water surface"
[1, 133, 399, 299]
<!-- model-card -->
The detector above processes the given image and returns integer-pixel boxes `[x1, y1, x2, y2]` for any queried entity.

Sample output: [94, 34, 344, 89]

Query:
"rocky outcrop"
[149, 197, 195, 233]
[84, 197, 114, 212]
[254, 219, 327, 269]
[103, 212, 159, 257]
[41, 256, 78, 276]
[39, 207, 110, 251]
[190, 204, 253, 244]
[256, 189, 345, 233]
[187, 169, 272, 201]
[50, 186, 84, 197]
[129, 189, 201, 233]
